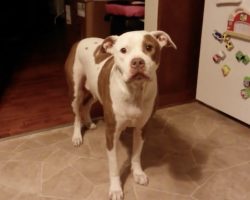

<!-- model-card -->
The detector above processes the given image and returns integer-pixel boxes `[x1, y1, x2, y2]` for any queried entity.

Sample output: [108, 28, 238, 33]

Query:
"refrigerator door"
[196, 0, 250, 125]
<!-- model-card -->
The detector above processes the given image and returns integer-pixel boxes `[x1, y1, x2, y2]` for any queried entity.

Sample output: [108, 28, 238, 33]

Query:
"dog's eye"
[145, 44, 153, 52]
[120, 48, 127, 54]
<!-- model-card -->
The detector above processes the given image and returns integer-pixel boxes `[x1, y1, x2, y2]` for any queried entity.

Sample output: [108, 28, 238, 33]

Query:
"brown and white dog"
[65, 30, 176, 200]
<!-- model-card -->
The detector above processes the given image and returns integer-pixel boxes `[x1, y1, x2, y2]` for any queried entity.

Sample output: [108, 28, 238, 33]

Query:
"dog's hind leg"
[79, 90, 97, 130]
[72, 74, 97, 147]
[71, 75, 88, 146]
[72, 90, 84, 147]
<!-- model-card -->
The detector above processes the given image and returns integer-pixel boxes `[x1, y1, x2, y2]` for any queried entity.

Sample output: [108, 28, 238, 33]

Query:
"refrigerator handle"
[216, 0, 242, 5]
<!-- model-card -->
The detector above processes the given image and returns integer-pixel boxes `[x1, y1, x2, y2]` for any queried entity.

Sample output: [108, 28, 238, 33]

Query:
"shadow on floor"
[119, 115, 210, 188]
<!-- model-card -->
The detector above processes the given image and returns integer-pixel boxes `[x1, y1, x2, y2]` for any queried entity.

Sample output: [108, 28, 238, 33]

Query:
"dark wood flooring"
[0, 25, 74, 138]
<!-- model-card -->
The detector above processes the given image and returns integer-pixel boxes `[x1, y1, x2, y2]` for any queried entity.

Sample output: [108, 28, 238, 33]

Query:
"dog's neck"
[126, 82, 145, 107]
[111, 65, 149, 108]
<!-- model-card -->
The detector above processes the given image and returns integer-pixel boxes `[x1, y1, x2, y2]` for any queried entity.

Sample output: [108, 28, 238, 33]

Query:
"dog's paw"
[133, 171, 149, 186]
[72, 134, 83, 147]
[109, 177, 123, 200]
[89, 123, 97, 130]
[109, 190, 124, 200]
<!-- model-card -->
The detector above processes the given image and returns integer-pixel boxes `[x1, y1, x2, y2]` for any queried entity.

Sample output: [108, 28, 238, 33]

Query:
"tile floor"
[0, 102, 249, 200]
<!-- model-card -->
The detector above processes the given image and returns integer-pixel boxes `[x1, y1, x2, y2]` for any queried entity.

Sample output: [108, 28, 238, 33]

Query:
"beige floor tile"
[42, 166, 93, 200]
[0, 161, 8, 171]
[12, 146, 55, 162]
[166, 114, 206, 145]
[122, 176, 138, 200]
[0, 151, 15, 161]
[43, 149, 79, 181]
[85, 184, 109, 200]
[194, 146, 250, 170]
[0, 137, 26, 152]
[193, 163, 250, 200]
[145, 165, 198, 195]
[14, 192, 41, 200]
[0, 102, 249, 200]
[32, 129, 69, 146]
[13, 139, 46, 152]
[39, 196, 69, 200]
[55, 138, 91, 158]
[86, 132, 107, 159]
[15, 193, 68, 200]
[186, 167, 216, 185]
[71, 158, 109, 185]
[135, 186, 193, 200]
[0, 184, 19, 199]
[0, 161, 41, 193]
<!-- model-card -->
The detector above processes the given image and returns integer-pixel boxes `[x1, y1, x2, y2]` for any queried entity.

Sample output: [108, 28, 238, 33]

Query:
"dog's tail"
[64, 42, 79, 102]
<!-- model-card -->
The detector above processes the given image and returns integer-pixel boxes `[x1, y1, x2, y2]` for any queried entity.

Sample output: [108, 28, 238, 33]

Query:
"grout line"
[135, 184, 191, 197]
[191, 196, 199, 200]
[133, 183, 139, 200]
[42, 163, 76, 183]
[190, 172, 217, 197]
[69, 164, 94, 186]
[84, 136, 94, 157]
[42, 148, 60, 163]
[217, 160, 250, 172]
[39, 194, 69, 200]
[84, 184, 98, 200]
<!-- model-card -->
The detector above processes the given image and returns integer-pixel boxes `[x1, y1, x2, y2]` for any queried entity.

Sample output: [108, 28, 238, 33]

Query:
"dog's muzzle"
[128, 57, 151, 82]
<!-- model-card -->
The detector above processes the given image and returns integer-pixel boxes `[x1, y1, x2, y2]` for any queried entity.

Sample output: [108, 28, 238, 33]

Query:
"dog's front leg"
[106, 125, 123, 200]
[131, 128, 148, 185]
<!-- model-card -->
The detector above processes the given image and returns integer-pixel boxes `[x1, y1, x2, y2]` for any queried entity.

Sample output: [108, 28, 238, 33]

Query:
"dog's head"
[101, 30, 176, 83]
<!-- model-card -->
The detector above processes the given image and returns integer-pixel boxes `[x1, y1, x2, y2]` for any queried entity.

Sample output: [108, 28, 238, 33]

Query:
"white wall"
[144, 0, 159, 31]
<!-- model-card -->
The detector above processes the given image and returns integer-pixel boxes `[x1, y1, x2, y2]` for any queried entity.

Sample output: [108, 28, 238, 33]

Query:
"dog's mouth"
[127, 73, 151, 82]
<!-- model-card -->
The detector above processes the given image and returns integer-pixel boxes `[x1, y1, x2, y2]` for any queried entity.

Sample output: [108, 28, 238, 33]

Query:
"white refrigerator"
[196, 0, 250, 125]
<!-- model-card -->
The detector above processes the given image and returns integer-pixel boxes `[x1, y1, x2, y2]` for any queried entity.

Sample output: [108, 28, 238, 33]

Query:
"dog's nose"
[131, 58, 145, 70]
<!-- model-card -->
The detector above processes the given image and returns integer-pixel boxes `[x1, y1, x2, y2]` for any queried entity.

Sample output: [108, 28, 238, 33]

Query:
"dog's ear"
[150, 31, 177, 49]
[102, 36, 118, 54]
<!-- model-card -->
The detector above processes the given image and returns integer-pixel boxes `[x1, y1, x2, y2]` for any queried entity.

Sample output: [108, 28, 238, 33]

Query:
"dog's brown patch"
[142, 34, 161, 64]
[98, 57, 116, 150]
[93, 45, 111, 64]
[65, 42, 79, 101]
[142, 92, 158, 139]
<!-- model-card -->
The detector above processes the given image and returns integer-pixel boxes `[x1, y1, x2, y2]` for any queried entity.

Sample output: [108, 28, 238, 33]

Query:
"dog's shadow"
[119, 115, 209, 188]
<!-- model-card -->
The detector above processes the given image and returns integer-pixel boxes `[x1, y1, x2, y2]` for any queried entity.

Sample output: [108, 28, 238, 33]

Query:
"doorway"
[0, 0, 76, 137]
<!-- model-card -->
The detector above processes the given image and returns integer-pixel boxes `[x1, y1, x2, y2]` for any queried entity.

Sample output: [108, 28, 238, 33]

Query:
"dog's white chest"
[110, 78, 156, 128]
[118, 103, 143, 126]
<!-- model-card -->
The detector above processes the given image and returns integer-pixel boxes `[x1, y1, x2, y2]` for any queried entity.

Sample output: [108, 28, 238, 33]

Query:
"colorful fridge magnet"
[212, 30, 223, 42]
[222, 65, 231, 76]
[236, 51, 244, 61]
[213, 55, 221, 63]
[242, 55, 250, 65]
[235, 51, 250, 65]
[226, 8, 250, 41]
[240, 88, 250, 99]
[223, 32, 231, 42]
[213, 51, 226, 63]
[225, 41, 234, 51]
[240, 76, 250, 99]
[243, 76, 250, 88]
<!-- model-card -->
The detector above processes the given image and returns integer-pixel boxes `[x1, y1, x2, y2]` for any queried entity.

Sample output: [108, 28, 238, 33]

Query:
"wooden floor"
[0, 25, 74, 138]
